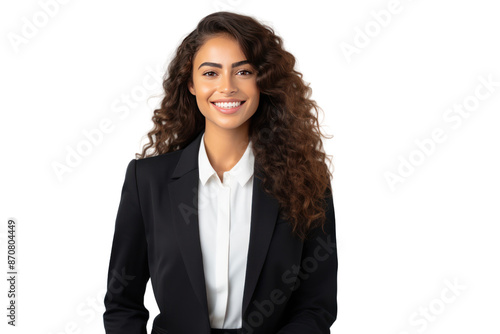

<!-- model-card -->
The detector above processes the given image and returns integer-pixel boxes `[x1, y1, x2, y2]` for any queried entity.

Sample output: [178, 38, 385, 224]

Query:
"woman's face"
[188, 34, 260, 133]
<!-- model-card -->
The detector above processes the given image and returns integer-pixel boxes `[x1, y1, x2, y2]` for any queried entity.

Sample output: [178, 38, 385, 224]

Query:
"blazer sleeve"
[103, 159, 150, 334]
[277, 186, 338, 334]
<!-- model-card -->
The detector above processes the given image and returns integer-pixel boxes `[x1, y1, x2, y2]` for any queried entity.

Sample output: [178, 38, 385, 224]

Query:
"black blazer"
[103, 130, 337, 334]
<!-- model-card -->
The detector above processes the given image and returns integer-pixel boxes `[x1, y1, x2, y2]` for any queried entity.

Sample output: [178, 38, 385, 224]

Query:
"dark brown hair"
[137, 11, 334, 241]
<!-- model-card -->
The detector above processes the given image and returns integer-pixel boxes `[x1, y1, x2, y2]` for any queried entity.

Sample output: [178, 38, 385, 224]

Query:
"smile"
[210, 100, 246, 114]
[212, 101, 245, 109]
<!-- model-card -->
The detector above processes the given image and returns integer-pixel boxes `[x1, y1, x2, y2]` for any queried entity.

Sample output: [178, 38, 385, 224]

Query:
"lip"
[211, 100, 246, 114]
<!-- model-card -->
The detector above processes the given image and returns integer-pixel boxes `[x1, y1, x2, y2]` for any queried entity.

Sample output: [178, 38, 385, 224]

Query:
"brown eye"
[203, 71, 217, 77]
[237, 70, 252, 75]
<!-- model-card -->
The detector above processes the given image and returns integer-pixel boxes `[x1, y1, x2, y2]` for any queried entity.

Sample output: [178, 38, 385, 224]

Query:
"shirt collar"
[198, 132, 254, 187]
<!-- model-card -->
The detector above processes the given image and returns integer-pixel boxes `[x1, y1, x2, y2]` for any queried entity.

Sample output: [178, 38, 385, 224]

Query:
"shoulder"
[133, 150, 183, 183]
[127, 131, 204, 184]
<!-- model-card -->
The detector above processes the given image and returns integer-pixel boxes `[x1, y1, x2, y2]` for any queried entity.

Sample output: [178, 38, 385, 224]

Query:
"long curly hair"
[136, 11, 334, 241]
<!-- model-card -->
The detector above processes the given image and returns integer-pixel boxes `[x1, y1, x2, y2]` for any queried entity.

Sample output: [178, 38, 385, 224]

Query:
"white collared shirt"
[197, 132, 255, 329]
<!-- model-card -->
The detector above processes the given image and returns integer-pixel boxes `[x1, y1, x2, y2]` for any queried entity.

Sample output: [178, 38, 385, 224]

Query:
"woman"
[103, 11, 337, 334]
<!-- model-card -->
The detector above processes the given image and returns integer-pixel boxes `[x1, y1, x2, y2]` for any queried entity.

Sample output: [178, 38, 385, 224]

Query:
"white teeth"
[214, 101, 242, 109]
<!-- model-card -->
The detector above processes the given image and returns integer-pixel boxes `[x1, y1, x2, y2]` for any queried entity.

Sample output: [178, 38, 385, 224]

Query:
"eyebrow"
[197, 60, 250, 70]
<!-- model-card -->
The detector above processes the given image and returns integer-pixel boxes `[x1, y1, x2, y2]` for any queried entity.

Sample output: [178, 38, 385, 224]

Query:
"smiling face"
[188, 34, 260, 134]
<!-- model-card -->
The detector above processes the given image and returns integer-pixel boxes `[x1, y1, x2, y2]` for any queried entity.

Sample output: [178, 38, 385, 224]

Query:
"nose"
[218, 73, 237, 94]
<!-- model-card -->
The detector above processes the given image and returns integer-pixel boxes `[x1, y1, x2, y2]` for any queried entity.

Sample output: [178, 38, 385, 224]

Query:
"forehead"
[193, 35, 245, 64]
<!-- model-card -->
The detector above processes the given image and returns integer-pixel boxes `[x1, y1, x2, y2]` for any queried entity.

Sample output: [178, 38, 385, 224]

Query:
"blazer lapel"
[167, 129, 280, 323]
[241, 166, 280, 318]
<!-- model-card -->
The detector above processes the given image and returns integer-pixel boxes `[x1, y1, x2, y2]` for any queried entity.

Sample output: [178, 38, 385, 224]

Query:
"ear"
[188, 80, 195, 95]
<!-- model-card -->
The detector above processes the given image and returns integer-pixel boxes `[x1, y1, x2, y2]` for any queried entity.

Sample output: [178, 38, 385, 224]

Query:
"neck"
[203, 123, 250, 173]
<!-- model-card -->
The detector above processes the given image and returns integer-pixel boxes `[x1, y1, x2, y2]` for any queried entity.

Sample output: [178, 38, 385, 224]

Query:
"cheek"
[248, 87, 260, 104]
[245, 82, 259, 99]
[197, 85, 215, 100]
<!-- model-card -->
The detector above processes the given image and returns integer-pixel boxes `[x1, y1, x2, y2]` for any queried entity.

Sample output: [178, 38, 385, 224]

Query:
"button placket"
[213, 172, 231, 327]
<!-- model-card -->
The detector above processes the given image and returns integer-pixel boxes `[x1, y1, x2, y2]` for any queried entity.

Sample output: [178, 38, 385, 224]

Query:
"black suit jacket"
[103, 129, 337, 334]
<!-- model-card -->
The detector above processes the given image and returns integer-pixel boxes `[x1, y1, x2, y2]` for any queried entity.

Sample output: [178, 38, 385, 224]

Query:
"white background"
[1, 0, 499, 333]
